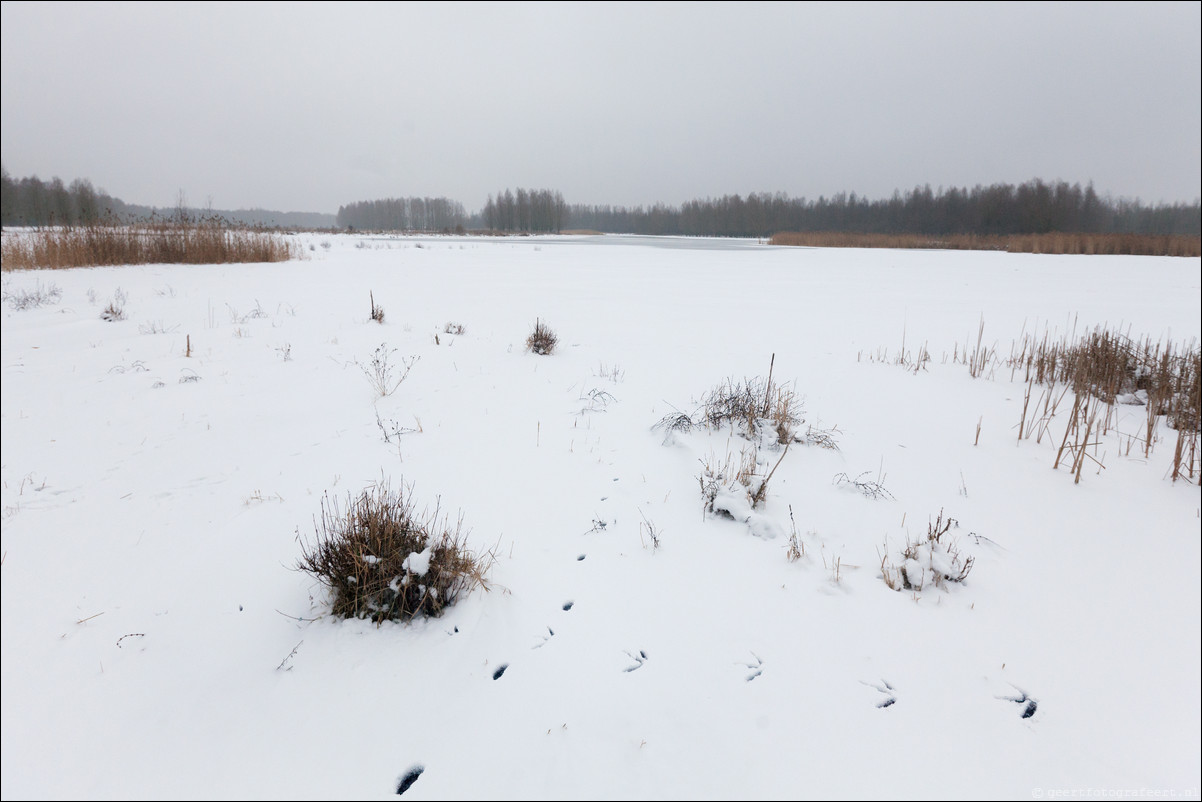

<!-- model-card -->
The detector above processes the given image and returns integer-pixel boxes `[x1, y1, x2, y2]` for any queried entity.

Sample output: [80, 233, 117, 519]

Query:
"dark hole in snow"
[493, 664, 509, 680]
[877, 698, 896, 709]
[1022, 700, 1037, 719]
[577, 554, 586, 561]
[639, 650, 647, 659]
[562, 601, 574, 611]
[396, 766, 424, 795]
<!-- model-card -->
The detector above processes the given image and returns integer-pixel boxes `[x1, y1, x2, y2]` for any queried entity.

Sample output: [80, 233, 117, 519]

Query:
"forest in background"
[4, 165, 1199, 241]
[0, 167, 335, 229]
[340, 181, 1201, 239]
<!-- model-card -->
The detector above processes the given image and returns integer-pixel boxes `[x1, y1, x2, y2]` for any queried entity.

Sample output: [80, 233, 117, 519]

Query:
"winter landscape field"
[2, 234, 1199, 800]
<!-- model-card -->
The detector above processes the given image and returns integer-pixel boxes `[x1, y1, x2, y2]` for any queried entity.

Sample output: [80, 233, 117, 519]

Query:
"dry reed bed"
[1, 222, 299, 270]
[987, 327, 1198, 483]
[769, 231, 1201, 257]
[865, 323, 1200, 483]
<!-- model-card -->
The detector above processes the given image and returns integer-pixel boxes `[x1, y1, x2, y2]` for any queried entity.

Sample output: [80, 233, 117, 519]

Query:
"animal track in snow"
[562, 601, 574, 611]
[396, 766, 424, 795]
[532, 626, 555, 649]
[740, 653, 764, 682]
[862, 679, 897, 708]
[998, 686, 1038, 719]
[492, 663, 509, 680]
[623, 650, 648, 672]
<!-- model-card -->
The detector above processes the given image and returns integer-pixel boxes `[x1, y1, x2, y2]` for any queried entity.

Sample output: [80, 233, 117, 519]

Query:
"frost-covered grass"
[2, 234, 1199, 799]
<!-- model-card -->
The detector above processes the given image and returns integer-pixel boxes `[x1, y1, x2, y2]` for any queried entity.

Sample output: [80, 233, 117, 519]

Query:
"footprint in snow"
[623, 650, 648, 672]
[998, 685, 1038, 719]
[861, 679, 897, 708]
[492, 663, 509, 680]
[562, 600, 574, 611]
[740, 653, 764, 682]
[532, 626, 555, 649]
[396, 766, 424, 795]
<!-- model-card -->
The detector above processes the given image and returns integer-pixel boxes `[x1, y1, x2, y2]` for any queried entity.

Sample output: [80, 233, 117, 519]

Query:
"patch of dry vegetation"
[769, 231, 1200, 257]
[2, 218, 299, 270]
[526, 318, 558, 355]
[297, 481, 494, 624]
[880, 510, 974, 592]
[1005, 328, 1201, 483]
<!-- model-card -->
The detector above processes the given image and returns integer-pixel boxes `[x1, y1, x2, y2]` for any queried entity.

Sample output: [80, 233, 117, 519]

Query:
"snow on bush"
[297, 481, 493, 623]
[880, 509, 974, 592]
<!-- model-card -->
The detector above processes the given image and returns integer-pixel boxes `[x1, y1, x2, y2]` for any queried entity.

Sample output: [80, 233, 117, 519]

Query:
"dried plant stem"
[1054, 393, 1083, 470]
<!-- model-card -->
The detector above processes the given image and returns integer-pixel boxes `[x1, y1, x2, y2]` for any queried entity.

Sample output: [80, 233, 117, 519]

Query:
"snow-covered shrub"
[685, 371, 805, 518]
[3, 280, 62, 310]
[297, 481, 493, 624]
[526, 318, 558, 355]
[880, 509, 974, 592]
[698, 444, 791, 523]
[101, 287, 127, 322]
[699, 376, 803, 445]
[699, 449, 757, 518]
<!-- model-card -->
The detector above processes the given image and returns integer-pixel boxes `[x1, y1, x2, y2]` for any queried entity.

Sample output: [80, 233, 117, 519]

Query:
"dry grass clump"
[880, 510, 973, 592]
[358, 344, 418, 398]
[696, 357, 804, 445]
[100, 287, 128, 322]
[833, 468, 894, 500]
[938, 321, 1201, 484]
[769, 231, 1201, 257]
[2, 279, 62, 310]
[698, 449, 759, 517]
[1006, 328, 1199, 428]
[1001, 327, 1200, 482]
[698, 441, 792, 517]
[297, 481, 493, 624]
[665, 358, 834, 516]
[2, 218, 299, 270]
[526, 318, 558, 355]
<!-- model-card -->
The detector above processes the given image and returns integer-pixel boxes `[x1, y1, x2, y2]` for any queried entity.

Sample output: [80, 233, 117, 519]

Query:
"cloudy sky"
[2, 1, 1199, 214]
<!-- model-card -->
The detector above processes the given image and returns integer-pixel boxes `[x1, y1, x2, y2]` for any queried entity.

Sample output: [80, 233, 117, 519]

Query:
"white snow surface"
[2, 234, 1200, 800]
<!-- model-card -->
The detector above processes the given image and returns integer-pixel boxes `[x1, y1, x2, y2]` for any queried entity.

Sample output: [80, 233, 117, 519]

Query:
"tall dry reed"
[2, 218, 299, 270]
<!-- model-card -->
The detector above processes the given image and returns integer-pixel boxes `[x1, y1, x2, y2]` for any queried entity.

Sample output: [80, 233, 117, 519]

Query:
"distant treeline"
[2, 166, 136, 226]
[1, 166, 336, 229]
[339, 180, 1197, 238]
[6, 165, 1199, 241]
[336, 197, 467, 232]
[481, 188, 568, 233]
[334, 189, 568, 233]
[567, 181, 1201, 238]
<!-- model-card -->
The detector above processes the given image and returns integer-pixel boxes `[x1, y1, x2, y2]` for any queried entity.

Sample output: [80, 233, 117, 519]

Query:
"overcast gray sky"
[2, 1, 1199, 213]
